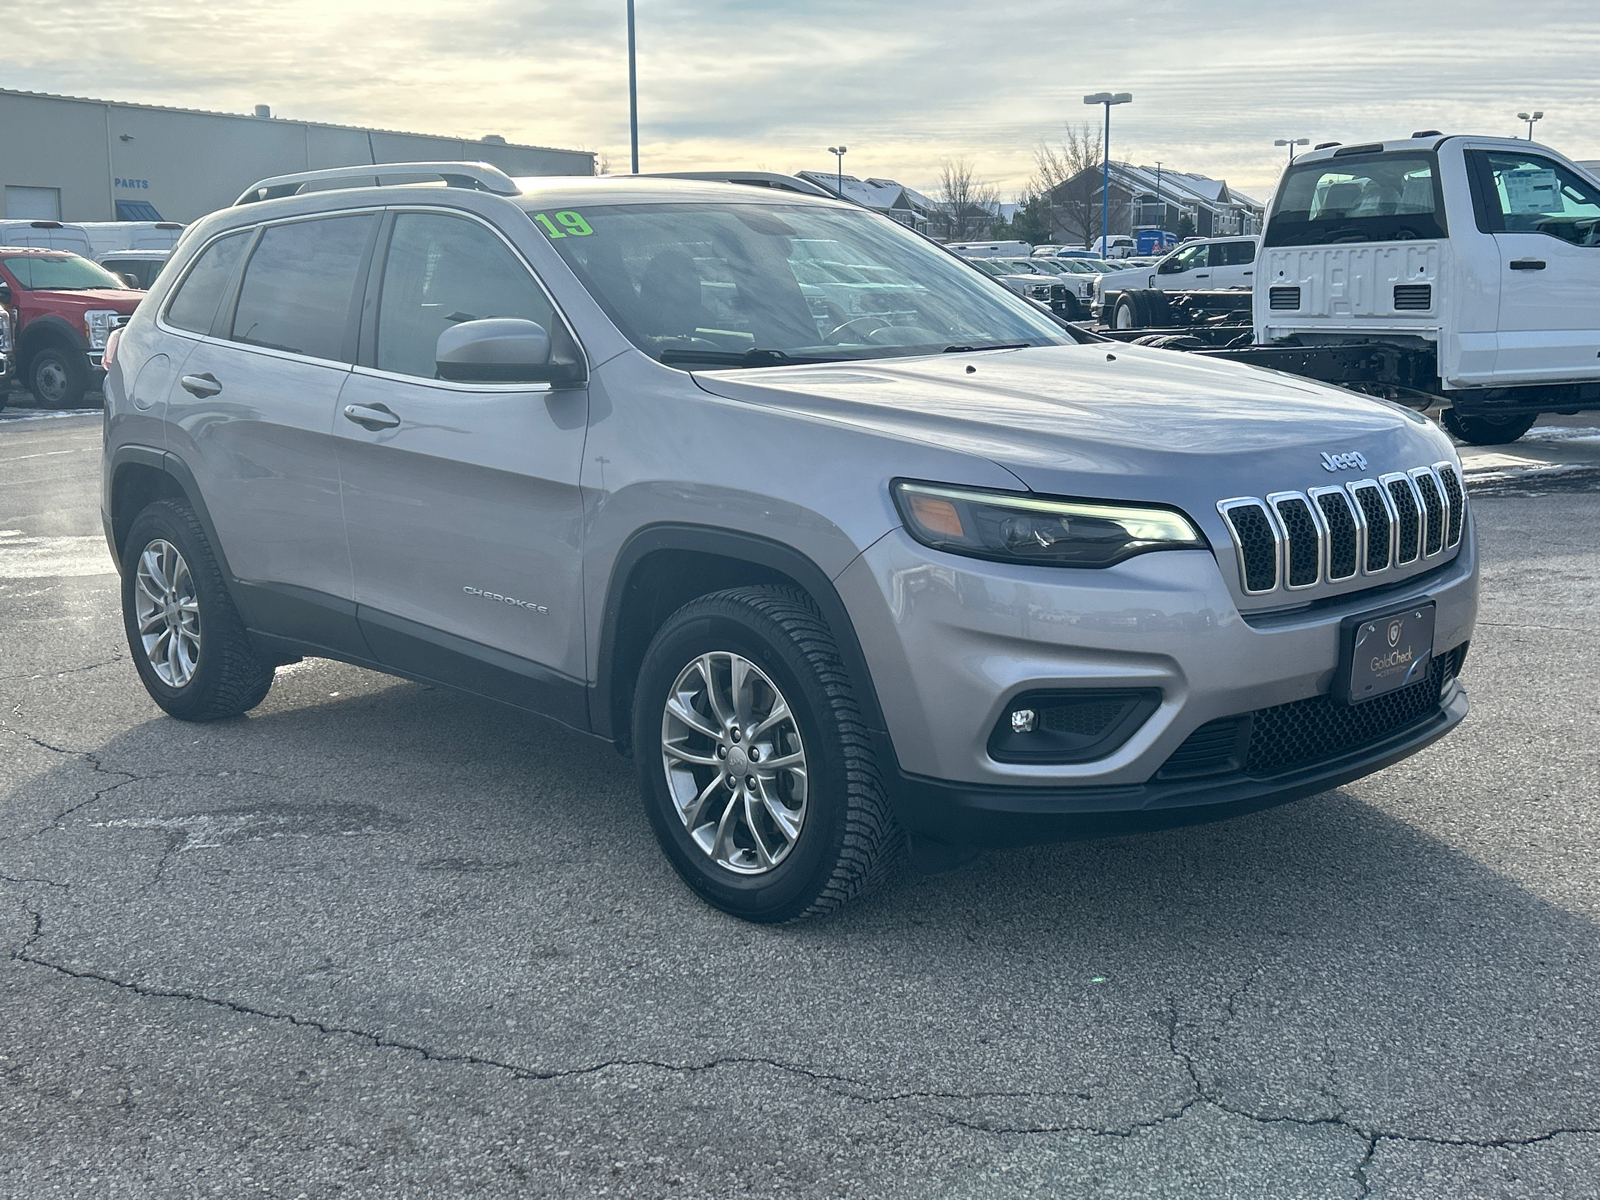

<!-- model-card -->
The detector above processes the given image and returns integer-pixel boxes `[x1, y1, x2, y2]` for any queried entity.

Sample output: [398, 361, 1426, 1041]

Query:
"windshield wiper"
[659, 348, 833, 368]
[942, 342, 1032, 353]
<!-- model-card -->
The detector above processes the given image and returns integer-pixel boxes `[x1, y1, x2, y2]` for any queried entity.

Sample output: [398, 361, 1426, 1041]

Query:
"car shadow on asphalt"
[5, 660, 1599, 1168]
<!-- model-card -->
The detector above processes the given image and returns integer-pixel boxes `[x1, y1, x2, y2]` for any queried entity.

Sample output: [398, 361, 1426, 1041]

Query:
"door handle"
[343, 402, 401, 430]
[1509, 258, 1546, 271]
[1194, 273, 1210, 279]
[179, 373, 221, 398]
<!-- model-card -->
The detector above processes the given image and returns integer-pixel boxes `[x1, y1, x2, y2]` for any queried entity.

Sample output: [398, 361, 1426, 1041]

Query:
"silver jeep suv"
[101, 163, 1477, 921]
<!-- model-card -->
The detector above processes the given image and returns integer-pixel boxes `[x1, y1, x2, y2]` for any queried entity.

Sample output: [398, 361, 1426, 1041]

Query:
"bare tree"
[1030, 122, 1126, 247]
[937, 157, 1001, 242]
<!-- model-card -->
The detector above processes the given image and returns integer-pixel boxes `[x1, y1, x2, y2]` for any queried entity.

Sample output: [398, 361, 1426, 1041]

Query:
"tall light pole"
[1517, 110, 1544, 140]
[828, 145, 848, 199]
[1274, 137, 1309, 163]
[1153, 161, 1163, 232]
[1084, 92, 1131, 253]
[627, 0, 639, 172]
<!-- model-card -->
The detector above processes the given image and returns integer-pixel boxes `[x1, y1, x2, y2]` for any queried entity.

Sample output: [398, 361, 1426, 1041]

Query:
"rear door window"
[1471, 151, 1600, 245]
[230, 215, 376, 362]
[1266, 154, 1446, 246]
[1217, 240, 1257, 265]
[373, 212, 556, 379]
[164, 233, 248, 335]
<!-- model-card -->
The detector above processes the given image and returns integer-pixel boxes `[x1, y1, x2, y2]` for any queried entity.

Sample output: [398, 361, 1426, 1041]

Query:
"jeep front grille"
[1393, 283, 1432, 310]
[1268, 286, 1301, 310]
[1217, 461, 1462, 597]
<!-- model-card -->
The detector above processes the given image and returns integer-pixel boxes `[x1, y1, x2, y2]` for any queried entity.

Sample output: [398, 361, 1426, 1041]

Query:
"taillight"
[103, 326, 123, 371]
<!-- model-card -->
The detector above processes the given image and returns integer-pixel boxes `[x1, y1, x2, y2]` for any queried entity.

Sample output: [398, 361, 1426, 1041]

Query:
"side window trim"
[208, 225, 263, 340]
[222, 209, 382, 366]
[154, 226, 256, 339]
[356, 203, 588, 384]
[1465, 150, 1501, 236]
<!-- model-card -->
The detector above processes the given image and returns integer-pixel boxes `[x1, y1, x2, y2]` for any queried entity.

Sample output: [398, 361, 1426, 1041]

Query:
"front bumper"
[835, 523, 1477, 838]
[888, 677, 1466, 847]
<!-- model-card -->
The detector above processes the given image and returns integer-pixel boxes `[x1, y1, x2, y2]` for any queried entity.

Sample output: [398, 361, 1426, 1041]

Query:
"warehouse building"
[0, 89, 595, 225]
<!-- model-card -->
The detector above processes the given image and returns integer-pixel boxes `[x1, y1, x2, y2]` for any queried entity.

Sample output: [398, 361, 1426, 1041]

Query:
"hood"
[689, 342, 1450, 500]
[30, 288, 144, 310]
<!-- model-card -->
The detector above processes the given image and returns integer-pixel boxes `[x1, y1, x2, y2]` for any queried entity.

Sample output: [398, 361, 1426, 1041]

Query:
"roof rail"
[647, 171, 834, 198]
[234, 161, 521, 206]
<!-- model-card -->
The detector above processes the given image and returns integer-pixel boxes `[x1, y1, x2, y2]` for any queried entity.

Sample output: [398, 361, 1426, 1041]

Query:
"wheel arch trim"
[107, 445, 241, 603]
[591, 524, 896, 764]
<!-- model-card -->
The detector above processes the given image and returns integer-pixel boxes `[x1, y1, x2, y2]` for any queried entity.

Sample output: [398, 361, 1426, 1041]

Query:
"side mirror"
[0, 281, 10, 304]
[119, 273, 142, 288]
[436, 318, 555, 383]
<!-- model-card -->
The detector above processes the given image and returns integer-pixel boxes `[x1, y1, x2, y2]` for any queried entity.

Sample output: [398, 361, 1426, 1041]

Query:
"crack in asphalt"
[1158, 998, 1600, 1194]
[0, 724, 143, 843]
[0, 651, 124, 683]
[10, 919, 1600, 1169]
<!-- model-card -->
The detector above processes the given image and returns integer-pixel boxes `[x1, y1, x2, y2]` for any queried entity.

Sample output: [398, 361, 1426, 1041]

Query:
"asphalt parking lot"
[3, 407, 1600, 1199]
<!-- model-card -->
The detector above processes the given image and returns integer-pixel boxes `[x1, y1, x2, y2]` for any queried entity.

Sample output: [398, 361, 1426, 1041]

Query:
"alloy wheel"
[660, 651, 808, 874]
[134, 539, 201, 687]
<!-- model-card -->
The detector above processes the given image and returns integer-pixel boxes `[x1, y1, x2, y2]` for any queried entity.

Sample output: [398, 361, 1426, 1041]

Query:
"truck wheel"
[1113, 292, 1146, 330]
[1141, 290, 1174, 327]
[1059, 294, 1084, 322]
[632, 586, 902, 922]
[1441, 409, 1539, 446]
[121, 499, 275, 721]
[29, 347, 90, 409]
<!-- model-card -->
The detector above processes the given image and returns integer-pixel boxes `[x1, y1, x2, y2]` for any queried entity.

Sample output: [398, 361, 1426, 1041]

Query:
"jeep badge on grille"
[1321, 451, 1368, 472]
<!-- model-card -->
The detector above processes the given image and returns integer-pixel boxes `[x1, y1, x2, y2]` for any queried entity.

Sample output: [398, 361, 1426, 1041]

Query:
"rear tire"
[632, 586, 902, 922]
[1441, 408, 1539, 446]
[1113, 292, 1146, 330]
[121, 499, 274, 721]
[28, 346, 89, 409]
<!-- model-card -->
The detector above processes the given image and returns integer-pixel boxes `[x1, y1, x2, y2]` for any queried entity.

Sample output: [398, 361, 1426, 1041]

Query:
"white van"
[0, 220, 183, 258]
[945, 240, 1033, 259]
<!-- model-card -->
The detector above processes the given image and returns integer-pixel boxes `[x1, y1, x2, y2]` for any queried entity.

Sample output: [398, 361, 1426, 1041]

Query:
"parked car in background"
[0, 249, 143, 408]
[995, 257, 1094, 319]
[0, 220, 185, 258]
[963, 256, 1065, 311]
[1135, 229, 1180, 255]
[945, 240, 1034, 258]
[1094, 236, 1259, 326]
[1093, 234, 1138, 258]
[99, 250, 172, 290]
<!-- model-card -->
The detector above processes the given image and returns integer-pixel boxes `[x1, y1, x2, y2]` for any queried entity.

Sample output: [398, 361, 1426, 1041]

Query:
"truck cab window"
[1479, 152, 1600, 245]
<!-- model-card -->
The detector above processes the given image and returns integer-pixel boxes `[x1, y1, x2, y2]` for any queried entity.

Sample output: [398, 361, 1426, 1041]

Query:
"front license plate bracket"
[1339, 601, 1436, 706]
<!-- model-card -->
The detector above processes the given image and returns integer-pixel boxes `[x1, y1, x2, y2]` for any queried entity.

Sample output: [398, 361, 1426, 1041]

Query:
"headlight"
[892, 481, 1205, 568]
[1028, 283, 1051, 299]
[85, 309, 119, 350]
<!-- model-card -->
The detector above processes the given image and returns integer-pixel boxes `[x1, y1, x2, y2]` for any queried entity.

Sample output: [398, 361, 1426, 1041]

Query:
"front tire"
[632, 587, 902, 922]
[1113, 292, 1145, 330]
[29, 346, 89, 409]
[121, 499, 274, 721]
[1441, 408, 1539, 446]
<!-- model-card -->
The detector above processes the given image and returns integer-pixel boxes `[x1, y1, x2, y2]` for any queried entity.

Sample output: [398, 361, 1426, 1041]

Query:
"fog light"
[1010, 708, 1037, 734]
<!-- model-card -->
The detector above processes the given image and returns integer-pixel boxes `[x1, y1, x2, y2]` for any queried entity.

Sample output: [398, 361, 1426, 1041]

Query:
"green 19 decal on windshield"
[533, 211, 593, 238]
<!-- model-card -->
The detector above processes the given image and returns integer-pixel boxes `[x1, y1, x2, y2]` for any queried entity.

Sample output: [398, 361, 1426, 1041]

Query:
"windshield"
[537, 202, 1072, 367]
[1, 255, 129, 291]
[1267, 153, 1445, 246]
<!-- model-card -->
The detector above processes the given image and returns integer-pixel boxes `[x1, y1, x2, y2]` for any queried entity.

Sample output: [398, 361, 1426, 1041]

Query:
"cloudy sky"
[7, 0, 1599, 201]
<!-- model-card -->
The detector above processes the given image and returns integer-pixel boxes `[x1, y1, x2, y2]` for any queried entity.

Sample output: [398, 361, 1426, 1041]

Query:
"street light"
[627, 0, 639, 172]
[1517, 110, 1544, 140]
[1084, 92, 1132, 254]
[1274, 137, 1309, 163]
[827, 145, 848, 200]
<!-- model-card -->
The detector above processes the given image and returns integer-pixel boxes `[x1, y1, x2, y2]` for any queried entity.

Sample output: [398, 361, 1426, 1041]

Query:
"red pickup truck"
[0, 248, 145, 410]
